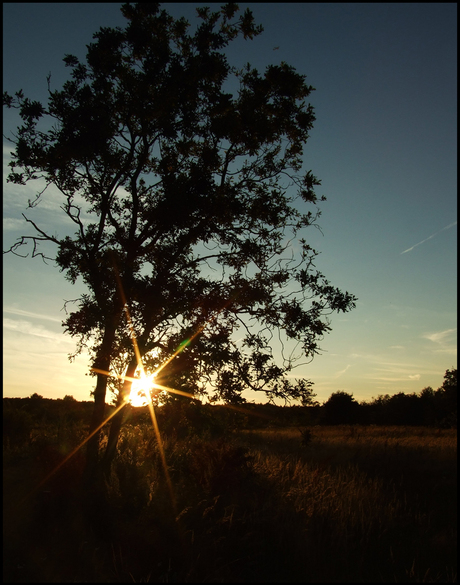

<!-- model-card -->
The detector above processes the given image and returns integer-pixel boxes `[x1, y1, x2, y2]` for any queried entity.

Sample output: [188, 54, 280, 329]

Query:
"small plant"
[347, 425, 360, 440]
[300, 427, 313, 447]
[187, 437, 254, 493]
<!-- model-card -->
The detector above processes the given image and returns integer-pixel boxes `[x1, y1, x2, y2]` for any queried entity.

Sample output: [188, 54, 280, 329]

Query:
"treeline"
[320, 367, 457, 428]
[3, 369, 457, 448]
[3, 394, 96, 448]
[129, 368, 458, 431]
[148, 368, 457, 430]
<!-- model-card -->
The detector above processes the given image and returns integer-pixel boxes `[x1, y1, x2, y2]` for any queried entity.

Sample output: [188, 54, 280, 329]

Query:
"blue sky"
[3, 3, 457, 404]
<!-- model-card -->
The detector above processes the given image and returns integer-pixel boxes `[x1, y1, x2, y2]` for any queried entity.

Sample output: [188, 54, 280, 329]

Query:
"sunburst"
[129, 371, 157, 407]
[18, 270, 260, 513]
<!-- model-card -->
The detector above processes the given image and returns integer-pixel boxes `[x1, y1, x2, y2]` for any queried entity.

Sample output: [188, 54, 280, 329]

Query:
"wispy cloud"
[400, 221, 457, 255]
[422, 328, 457, 356]
[422, 328, 456, 344]
[334, 364, 351, 378]
[3, 217, 26, 231]
[349, 354, 441, 384]
[3, 318, 71, 344]
[369, 375, 421, 382]
[3, 307, 62, 322]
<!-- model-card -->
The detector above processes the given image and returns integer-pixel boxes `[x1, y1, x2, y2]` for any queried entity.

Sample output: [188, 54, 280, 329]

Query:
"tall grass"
[235, 426, 456, 582]
[3, 424, 456, 582]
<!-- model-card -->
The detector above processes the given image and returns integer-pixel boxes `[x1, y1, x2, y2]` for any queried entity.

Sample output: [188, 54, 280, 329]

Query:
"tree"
[419, 386, 436, 426]
[435, 368, 457, 427]
[30, 393, 44, 401]
[63, 394, 77, 402]
[439, 367, 457, 397]
[4, 3, 357, 478]
[386, 392, 423, 426]
[322, 391, 359, 425]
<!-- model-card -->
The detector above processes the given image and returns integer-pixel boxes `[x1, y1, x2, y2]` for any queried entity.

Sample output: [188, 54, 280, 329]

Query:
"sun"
[129, 371, 156, 407]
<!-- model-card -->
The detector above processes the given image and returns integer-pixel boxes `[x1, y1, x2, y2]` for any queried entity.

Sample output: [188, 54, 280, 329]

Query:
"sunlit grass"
[233, 425, 457, 582]
[4, 422, 457, 582]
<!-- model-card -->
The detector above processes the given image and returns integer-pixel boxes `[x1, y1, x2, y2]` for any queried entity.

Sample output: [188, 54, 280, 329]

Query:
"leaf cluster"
[4, 3, 356, 405]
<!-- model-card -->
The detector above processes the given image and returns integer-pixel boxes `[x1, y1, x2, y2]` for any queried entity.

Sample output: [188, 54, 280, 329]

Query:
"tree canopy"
[4, 3, 357, 471]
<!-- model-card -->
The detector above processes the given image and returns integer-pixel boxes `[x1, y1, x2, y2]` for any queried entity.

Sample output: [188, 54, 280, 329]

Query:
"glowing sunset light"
[129, 372, 156, 407]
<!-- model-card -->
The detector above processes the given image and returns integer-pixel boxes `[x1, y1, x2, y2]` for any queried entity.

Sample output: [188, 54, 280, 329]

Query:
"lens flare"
[129, 372, 156, 407]
[19, 264, 244, 518]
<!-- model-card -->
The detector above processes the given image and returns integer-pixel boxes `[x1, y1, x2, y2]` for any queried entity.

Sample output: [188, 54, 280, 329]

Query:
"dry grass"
[234, 426, 457, 582]
[3, 424, 457, 582]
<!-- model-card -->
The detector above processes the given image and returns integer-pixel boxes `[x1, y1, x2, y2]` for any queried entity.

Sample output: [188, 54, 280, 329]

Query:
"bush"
[187, 437, 254, 493]
[299, 427, 313, 447]
[3, 406, 34, 447]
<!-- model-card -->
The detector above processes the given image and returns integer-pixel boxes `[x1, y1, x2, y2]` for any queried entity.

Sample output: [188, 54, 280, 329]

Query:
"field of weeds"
[235, 426, 457, 582]
[3, 424, 457, 582]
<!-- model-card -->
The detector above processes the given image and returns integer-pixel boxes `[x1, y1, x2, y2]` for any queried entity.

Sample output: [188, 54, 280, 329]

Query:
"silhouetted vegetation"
[3, 369, 457, 460]
[4, 2, 356, 479]
[321, 390, 360, 425]
[357, 368, 457, 428]
[4, 398, 456, 582]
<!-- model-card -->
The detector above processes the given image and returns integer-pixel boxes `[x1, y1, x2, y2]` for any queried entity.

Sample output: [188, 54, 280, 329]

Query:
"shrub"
[3, 406, 34, 448]
[299, 427, 313, 447]
[187, 437, 254, 493]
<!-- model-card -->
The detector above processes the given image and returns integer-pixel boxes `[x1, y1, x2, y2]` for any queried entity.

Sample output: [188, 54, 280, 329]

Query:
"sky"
[3, 3, 457, 405]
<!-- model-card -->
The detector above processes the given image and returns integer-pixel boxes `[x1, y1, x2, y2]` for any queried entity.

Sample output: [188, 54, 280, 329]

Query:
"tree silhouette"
[322, 391, 359, 425]
[435, 367, 457, 427]
[4, 3, 356, 476]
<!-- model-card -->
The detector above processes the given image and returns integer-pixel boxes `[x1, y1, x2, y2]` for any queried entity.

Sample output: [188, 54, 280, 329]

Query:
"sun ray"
[145, 397, 176, 511]
[22, 266, 246, 514]
[111, 262, 146, 379]
[16, 399, 128, 509]
[151, 383, 195, 399]
[151, 293, 238, 381]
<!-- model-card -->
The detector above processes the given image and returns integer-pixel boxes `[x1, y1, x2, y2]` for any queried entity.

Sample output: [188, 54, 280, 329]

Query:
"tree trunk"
[84, 314, 121, 479]
[85, 370, 110, 477]
[102, 356, 138, 476]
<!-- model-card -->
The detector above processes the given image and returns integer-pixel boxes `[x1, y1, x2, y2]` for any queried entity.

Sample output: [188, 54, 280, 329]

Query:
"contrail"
[400, 221, 457, 255]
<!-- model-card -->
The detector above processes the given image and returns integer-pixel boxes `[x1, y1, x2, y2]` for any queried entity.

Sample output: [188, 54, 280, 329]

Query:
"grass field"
[235, 426, 457, 582]
[3, 424, 457, 582]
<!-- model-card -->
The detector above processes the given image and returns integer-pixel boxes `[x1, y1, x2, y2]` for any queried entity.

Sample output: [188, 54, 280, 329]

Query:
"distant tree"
[419, 386, 435, 399]
[63, 395, 77, 402]
[435, 368, 457, 427]
[3, 406, 34, 447]
[322, 391, 359, 425]
[387, 392, 423, 426]
[356, 399, 372, 425]
[3, 3, 356, 478]
[363, 393, 391, 425]
[30, 393, 44, 400]
[441, 368, 457, 389]
[419, 386, 436, 426]
[438, 368, 457, 403]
